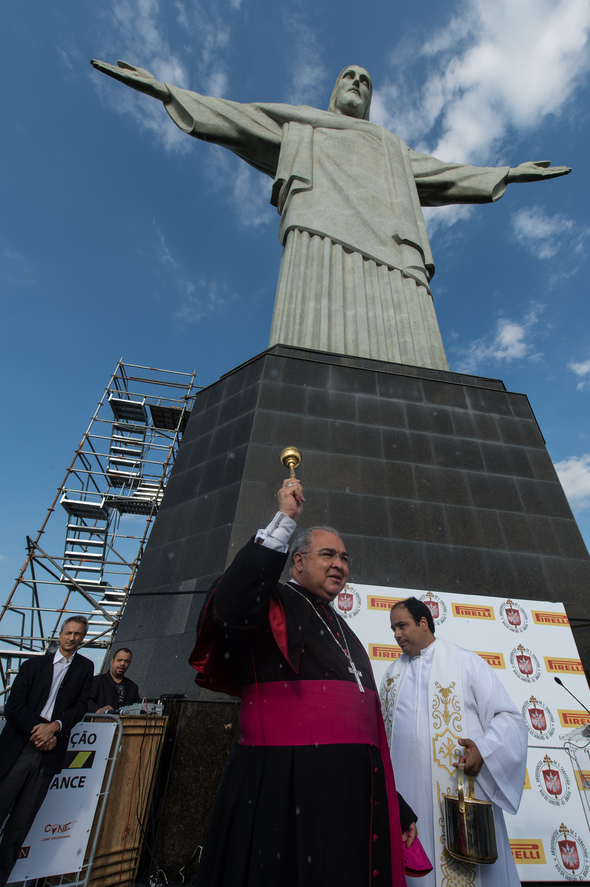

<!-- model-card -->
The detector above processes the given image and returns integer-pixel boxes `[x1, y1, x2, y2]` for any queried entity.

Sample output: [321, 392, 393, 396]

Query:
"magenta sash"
[239, 679, 380, 745]
[238, 680, 431, 883]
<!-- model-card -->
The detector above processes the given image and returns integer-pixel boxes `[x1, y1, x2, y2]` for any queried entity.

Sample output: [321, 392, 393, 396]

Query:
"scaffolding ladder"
[0, 360, 198, 696]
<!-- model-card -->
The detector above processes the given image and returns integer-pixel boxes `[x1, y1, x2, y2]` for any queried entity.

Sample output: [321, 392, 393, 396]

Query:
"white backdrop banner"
[7, 720, 116, 881]
[332, 586, 590, 883]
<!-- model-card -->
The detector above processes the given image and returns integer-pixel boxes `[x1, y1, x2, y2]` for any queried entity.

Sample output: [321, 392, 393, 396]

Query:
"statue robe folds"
[165, 87, 509, 369]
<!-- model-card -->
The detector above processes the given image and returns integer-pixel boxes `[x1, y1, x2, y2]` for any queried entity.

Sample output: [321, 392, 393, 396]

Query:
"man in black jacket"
[88, 648, 140, 713]
[0, 615, 93, 887]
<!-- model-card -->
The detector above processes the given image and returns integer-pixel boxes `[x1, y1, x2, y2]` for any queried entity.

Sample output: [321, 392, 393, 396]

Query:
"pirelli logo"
[510, 840, 546, 864]
[367, 596, 404, 611]
[544, 656, 584, 675]
[369, 644, 402, 662]
[452, 603, 495, 620]
[532, 610, 569, 627]
[475, 651, 505, 669]
[558, 710, 590, 728]
[574, 770, 590, 791]
[523, 769, 531, 790]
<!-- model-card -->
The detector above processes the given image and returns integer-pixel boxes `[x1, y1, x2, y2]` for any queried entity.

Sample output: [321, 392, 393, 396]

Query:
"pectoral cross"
[348, 660, 365, 693]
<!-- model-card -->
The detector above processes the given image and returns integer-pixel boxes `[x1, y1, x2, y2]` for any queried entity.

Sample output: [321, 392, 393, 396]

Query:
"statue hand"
[507, 160, 571, 183]
[90, 59, 170, 103]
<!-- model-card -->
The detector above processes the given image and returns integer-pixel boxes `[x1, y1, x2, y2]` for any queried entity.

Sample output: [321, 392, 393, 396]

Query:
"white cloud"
[569, 357, 590, 391]
[202, 145, 274, 230]
[174, 1, 189, 29]
[93, 0, 238, 150]
[206, 70, 229, 99]
[453, 303, 545, 372]
[511, 206, 575, 259]
[0, 244, 36, 286]
[92, 0, 191, 151]
[422, 204, 473, 237]
[154, 225, 176, 268]
[56, 47, 75, 77]
[376, 0, 590, 164]
[554, 454, 590, 510]
[151, 219, 240, 321]
[570, 358, 590, 376]
[109, 0, 189, 84]
[282, 12, 328, 107]
[174, 277, 239, 323]
[230, 164, 275, 228]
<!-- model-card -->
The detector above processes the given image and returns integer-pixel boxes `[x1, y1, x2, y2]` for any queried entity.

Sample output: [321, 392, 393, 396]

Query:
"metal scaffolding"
[0, 360, 198, 697]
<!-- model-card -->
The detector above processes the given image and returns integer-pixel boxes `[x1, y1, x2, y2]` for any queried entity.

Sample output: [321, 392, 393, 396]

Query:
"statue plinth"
[111, 343, 590, 698]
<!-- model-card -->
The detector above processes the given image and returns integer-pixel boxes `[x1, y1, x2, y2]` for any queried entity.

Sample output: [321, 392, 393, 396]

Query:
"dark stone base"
[111, 345, 590, 697]
[136, 699, 240, 884]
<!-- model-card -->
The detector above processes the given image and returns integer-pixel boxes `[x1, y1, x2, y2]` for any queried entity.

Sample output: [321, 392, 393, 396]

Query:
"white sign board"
[332, 585, 590, 882]
[7, 721, 116, 881]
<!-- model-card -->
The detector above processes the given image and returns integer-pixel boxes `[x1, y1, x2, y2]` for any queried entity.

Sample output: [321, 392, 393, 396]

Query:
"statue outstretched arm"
[90, 59, 171, 104]
[90, 59, 282, 177]
[506, 160, 571, 183]
[410, 148, 570, 206]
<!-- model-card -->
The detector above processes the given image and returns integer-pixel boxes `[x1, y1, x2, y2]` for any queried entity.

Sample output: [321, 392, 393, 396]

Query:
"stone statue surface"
[91, 60, 570, 371]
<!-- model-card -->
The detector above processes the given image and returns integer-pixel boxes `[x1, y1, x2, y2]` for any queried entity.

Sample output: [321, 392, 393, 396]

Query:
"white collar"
[54, 649, 75, 665]
[409, 638, 436, 662]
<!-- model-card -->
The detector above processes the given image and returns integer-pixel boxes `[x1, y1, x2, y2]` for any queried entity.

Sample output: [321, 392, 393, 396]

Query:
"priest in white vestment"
[90, 59, 570, 371]
[380, 597, 528, 887]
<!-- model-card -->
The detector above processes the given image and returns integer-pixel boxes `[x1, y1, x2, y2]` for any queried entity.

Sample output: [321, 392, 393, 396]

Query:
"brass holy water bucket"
[444, 764, 498, 864]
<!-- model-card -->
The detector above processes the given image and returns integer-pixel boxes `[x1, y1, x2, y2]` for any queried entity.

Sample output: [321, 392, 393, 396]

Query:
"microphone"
[554, 676, 590, 717]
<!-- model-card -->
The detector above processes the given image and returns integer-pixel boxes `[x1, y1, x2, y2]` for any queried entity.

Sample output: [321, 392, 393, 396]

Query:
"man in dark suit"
[88, 648, 141, 713]
[0, 615, 94, 887]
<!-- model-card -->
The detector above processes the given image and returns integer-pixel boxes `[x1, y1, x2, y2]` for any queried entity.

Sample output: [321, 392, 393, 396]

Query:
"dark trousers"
[0, 744, 52, 887]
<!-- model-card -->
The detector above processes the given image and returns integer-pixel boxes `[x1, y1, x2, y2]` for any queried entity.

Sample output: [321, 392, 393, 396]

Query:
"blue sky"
[2, 0, 590, 599]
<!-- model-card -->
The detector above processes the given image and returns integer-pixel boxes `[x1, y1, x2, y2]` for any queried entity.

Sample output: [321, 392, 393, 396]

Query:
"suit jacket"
[87, 671, 140, 712]
[0, 651, 94, 778]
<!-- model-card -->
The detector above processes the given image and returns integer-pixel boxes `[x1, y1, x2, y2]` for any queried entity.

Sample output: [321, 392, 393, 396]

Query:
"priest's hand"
[277, 477, 305, 521]
[454, 737, 484, 776]
[506, 160, 571, 182]
[402, 821, 417, 848]
[90, 59, 171, 103]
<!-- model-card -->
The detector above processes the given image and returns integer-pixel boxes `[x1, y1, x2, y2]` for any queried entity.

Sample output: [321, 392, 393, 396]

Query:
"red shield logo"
[337, 591, 353, 613]
[517, 654, 533, 675]
[542, 767, 562, 796]
[424, 600, 439, 619]
[558, 839, 580, 871]
[529, 706, 547, 732]
[506, 607, 521, 626]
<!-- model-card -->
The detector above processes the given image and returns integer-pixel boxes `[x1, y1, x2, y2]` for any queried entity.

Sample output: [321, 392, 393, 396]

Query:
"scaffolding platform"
[0, 360, 198, 696]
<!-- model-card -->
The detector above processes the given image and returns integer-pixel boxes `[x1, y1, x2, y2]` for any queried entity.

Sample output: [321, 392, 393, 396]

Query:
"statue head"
[328, 65, 372, 120]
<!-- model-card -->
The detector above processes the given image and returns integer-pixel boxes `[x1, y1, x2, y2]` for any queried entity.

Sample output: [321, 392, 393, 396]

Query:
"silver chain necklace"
[287, 583, 365, 693]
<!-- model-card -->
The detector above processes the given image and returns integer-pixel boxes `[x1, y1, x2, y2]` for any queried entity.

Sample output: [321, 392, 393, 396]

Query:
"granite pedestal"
[111, 344, 590, 698]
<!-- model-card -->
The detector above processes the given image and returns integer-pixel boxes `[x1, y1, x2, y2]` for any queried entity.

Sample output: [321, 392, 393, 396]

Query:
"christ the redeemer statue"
[91, 60, 569, 371]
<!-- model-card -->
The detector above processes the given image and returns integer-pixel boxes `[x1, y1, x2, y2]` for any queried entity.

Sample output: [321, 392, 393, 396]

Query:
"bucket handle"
[457, 762, 465, 813]
[456, 760, 476, 813]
